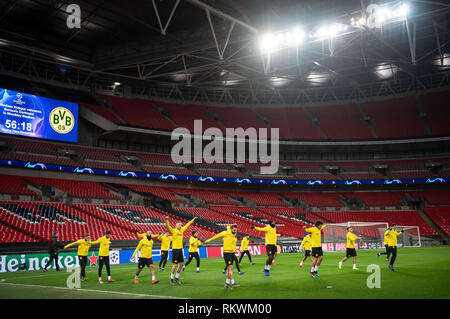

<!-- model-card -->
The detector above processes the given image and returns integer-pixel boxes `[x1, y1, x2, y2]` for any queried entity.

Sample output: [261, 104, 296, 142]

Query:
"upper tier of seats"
[81, 90, 450, 140]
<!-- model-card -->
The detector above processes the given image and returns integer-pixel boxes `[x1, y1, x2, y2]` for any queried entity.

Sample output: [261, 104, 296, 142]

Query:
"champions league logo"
[74, 167, 94, 174]
[426, 178, 445, 183]
[235, 178, 251, 183]
[345, 180, 362, 185]
[160, 174, 176, 180]
[24, 162, 47, 169]
[118, 171, 137, 177]
[13, 93, 26, 105]
[384, 179, 402, 184]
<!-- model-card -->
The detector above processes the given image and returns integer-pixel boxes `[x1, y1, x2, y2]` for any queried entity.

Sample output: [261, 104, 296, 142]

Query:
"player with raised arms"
[182, 231, 203, 273]
[91, 230, 115, 284]
[165, 216, 197, 285]
[131, 230, 160, 284]
[63, 233, 92, 281]
[251, 220, 279, 277]
[387, 224, 404, 271]
[205, 224, 239, 289]
[303, 221, 327, 278]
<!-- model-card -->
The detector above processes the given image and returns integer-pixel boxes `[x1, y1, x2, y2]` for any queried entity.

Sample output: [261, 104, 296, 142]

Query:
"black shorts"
[346, 248, 357, 257]
[311, 247, 323, 258]
[188, 252, 199, 259]
[138, 257, 153, 269]
[224, 253, 235, 267]
[172, 249, 184, 264]
[304, 250, 311, 257]
[266, 244, 277, 256]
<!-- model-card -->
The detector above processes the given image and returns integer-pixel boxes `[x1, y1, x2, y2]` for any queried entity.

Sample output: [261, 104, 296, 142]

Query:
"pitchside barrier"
[0, 245, 267, 273]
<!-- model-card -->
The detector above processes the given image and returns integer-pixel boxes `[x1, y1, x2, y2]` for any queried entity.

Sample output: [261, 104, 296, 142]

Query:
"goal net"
[395, 225, 421, 247]
[322, 222, 389, 251]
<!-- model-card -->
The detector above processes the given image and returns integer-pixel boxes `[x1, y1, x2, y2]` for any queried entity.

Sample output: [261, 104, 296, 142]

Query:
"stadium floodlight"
[312, 23, 347, 39]
[259, 33, 276, 53]
[374, 63, 399, 79]
[270, 76, 291, 87]
[259, 27, 305, 53]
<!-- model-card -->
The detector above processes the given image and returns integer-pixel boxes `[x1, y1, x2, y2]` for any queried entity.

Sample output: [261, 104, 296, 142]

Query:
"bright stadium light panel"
[306, 70, 330, 85]
[374, 63, 399, 79]
[432, 53, 450, 68]
[259, 27, 305, 53]
[259, 33, 276, 53]
[270, 76, 291, 87]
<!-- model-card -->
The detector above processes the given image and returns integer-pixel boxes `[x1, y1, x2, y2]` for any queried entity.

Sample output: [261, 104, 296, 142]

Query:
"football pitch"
[0, 246, 449, 299]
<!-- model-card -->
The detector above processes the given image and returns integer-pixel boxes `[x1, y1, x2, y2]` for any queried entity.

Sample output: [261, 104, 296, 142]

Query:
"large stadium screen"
[0, 88, 78, 143]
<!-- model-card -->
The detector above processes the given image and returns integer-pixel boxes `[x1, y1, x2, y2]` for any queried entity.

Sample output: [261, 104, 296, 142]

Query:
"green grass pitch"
[0, 246, 449, 299]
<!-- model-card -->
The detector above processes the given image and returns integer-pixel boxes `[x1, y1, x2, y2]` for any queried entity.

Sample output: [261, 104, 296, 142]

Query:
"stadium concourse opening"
[0, 0, 449, 311]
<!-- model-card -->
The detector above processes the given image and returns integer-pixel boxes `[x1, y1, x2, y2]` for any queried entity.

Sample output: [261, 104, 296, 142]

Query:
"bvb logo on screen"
[49, 107, 75, 134]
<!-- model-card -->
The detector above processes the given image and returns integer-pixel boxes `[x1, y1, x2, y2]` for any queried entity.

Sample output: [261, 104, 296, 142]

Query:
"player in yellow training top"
[182, 231, 203, 273]
[206, 224, 239, 289]
[91, 230, 115, 284]
[134, 230, 173, 272]
[64, 233, 92, 281]
[303, 221, 327, 278]
[238, 235, 255, 265]
[252, 220, 278, 276]
[131, 230, 160, 284]
[377, 227, 392, 261]
[165, 216, 197, 285]
[298, 234, 313, 268]
[387, 224, 404, 271]
[338, 227, 362, 270]
[158, 231, 172, 272]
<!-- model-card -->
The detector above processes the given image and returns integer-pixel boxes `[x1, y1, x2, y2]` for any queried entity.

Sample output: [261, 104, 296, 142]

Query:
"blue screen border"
[1, 158, 448, 186]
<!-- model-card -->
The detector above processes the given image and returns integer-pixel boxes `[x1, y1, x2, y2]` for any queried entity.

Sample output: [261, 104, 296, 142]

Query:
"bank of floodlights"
[258, 2, 410, 54]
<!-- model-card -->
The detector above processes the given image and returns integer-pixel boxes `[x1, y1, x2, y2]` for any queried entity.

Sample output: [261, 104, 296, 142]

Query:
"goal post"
[396, 225, 421, 247]
[322, 222, 389, 251]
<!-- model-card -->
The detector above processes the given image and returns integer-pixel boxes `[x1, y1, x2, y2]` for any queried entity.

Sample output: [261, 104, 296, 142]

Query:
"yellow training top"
[241, 237, 249, 251]
[64, 239, 92, 256]
[346, 232, 358, 249]
[205, 226, 237, 253]
[254, 225, 278, 246]
[384, 229, 391, 246]
[132, 236, 156, 259]
[91, 236, 111, 257]
[166, 218, 196, 249]
[158, 234, 172, 251]
[188, 236, 203, 253]
[387, 230, 403, 247]
[304, 225, 326, 248]
[300, 236, 312, 251]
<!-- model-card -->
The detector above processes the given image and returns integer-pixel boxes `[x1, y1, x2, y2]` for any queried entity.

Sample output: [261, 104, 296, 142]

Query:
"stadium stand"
[255, 106, 323, 140]
[423, 206, 450, 236]
[418, 90, 450, 136]
[306, 104, 373, 140]
[361, 96, 427, 138]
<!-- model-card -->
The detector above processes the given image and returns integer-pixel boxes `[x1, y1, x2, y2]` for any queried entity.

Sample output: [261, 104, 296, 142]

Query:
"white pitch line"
[0, 282, 187, 299]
